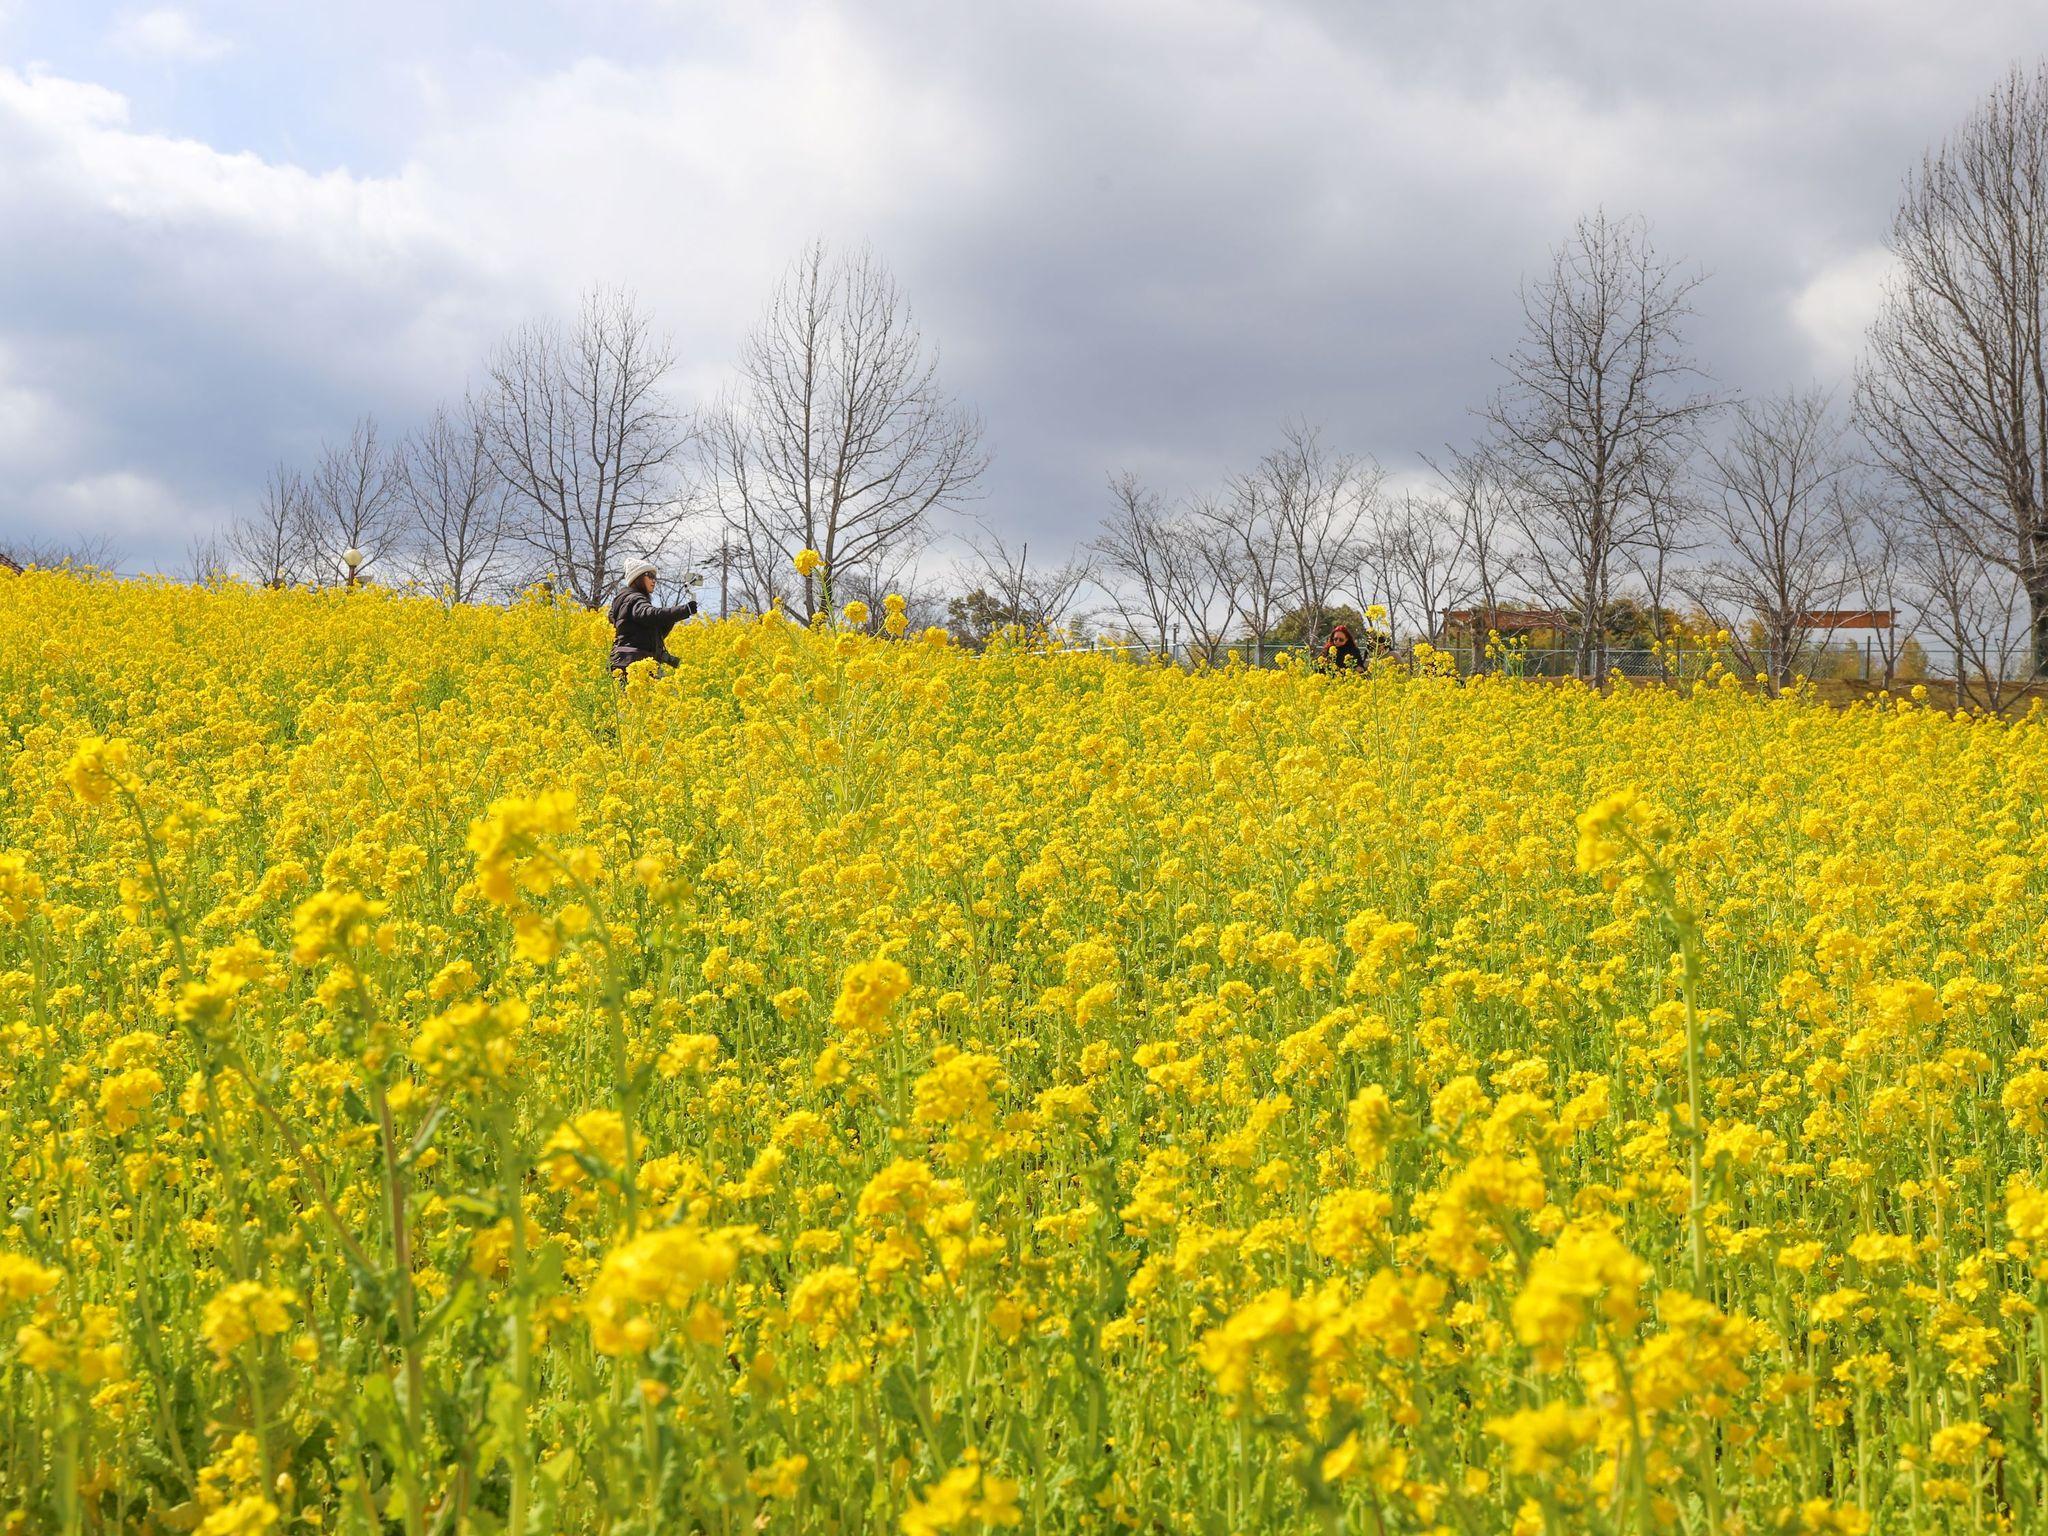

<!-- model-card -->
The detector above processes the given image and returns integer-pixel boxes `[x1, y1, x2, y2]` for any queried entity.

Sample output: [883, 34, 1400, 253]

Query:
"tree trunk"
[2030, 580, 2048, 680]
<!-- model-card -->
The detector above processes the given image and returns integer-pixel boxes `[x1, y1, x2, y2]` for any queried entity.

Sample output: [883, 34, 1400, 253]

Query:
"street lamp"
[343, 548, 363, 590]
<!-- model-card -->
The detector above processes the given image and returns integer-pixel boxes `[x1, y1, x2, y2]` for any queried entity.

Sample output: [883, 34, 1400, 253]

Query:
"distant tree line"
[194, 241, 983, 622]
[162, 62, 2048, 707]
[1083, 64, 2048, 707]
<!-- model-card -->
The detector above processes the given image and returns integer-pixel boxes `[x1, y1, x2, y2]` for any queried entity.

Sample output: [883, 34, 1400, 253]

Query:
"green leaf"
[406, 1274, 478, 1350]
[352, 1371, 413, 1475]
[398, 1102, 450, 1168]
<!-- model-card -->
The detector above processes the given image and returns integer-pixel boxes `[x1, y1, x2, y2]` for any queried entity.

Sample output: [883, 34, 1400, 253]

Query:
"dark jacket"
[607, 587, 697, 671]
[1319, 635, 1363, 672]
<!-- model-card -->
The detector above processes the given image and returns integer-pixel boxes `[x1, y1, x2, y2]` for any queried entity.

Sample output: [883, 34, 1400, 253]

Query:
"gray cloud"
[0, 0, 2042, 572]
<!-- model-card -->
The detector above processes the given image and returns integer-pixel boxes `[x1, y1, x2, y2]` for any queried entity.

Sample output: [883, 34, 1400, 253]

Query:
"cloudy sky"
[0, 0, 2040, 573]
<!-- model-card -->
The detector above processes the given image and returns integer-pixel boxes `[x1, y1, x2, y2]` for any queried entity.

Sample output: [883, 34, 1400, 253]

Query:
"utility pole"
[719, 537, 731, 620]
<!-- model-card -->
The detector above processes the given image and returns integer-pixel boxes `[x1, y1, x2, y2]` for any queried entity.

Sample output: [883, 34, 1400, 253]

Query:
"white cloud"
[0, 344, 78, 472]
[1792, 247, 1896, 375]
[21, 470, 222, 568]
[110, 7, 233, 65]
[0, 61, 491, 403]
[44, 470, 196, 534]
[0, 67, 440, 258]
[5, 0, 2048, 572]
[0, 62, 490, 564]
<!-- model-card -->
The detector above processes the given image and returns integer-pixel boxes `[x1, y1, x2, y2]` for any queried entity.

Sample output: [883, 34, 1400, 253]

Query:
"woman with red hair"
[1319, 623, 1364, 673]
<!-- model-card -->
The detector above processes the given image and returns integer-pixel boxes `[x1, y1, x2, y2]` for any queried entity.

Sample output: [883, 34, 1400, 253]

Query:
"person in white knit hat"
[606, 560, 698, 674]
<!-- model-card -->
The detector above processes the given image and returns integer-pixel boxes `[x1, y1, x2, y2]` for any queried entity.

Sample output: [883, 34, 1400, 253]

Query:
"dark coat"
[607, 587, 697, 671]
[1320, 635, 1364, 672]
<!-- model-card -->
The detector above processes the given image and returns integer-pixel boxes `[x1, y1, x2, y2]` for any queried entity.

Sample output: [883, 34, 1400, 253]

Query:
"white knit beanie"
[622, 560, 657, 588]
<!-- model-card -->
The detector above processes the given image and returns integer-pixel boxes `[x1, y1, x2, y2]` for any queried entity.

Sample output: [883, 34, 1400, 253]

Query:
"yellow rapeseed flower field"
[2, 569, 2046, 1536]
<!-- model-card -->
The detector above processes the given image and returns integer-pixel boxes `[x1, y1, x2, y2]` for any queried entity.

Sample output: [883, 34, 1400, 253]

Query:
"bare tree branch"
[968, 532, 1096, 638]
[1685, 387, 1854, 690]
[229, 465, 312, 587]
[1088, 472, 1182, 653]
[705, 241, 986, 616]
[396, 400, 508, 603]
[481, 285, 696, 606]
[1857, 62, 2048, 679]
[302, 416, 399, 586]
[1483, 209, 1719, 676]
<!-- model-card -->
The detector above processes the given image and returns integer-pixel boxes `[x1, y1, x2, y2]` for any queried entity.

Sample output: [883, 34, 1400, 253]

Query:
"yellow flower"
[584, 1224, 744, 1356]
[8, 563, 2048, 1525]
[1313, 1187, 1392, 1264]
[1485, 1401, 1596, 1476]
[2008, 1175, 2048, 1250]
[901, 1454, 1022, 1535]
[97, 1066, 164, 1135]
[1574, 786, 1670, 874]
[410, 999, 528, 1086]
[1345, 1085, 1396, 1171]
[833, 956, 912, 1036]
[747, 1454, 809, 1501]
[787, 1264, 862, 1344]
[912, 1049, 1008, 1139]
[1512, 1220, 1647, 1369]
[290, 889, 389, 966]
[1794, 1499, 1870, 1535]
[62, 735, 133, 805]
[1928, 1421, 1990, 1465]
[200, 1282, 294, 1364]
[794, 548, 825, 577]
[466, 791, 578, 908]
[0, 850, 43, 923]
[195, 1496, 279, 1536]
[0, 1252, 61, 1303]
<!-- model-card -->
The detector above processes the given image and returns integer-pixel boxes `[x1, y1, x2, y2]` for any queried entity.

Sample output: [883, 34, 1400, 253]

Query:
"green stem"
[370, 1079, 428, 1536]
[499, 1119, 533, 1536]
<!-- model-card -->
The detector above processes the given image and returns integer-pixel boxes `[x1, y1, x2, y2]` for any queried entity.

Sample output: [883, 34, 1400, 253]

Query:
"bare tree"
[1179, 428, 1368, 663]
[1, 532, 123, 572]
[1346, 509, 1409, 642]
[1623, 453, 1699, 668]
[301, 416, 398, 586]
[1427, 444, 1522, 628]
[705, 241, 986, 617]
[230, 466, 312, 587]
[1905, 499, 2032, 709]
[970, 533, 1096, 639]
[1375, 492, 1469, 646]
[1687, 388, 1854, 691]
[1858, 63, 2048, 682]
[482, 285, 695, 607]
[183, 531, 232, 587]
[1485, 210, 1719, 676]
[1837, 481, 1914, 688]
[834, 558, 949, 636]
[1090, 473, 1183, 653]
[396, 402, 507, 603]
[1166, 519, 1241, 666]
[1090, 473, 1258, 662]
[1260, 421, 1377, 650]
[1194, 490, 1287, 659]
